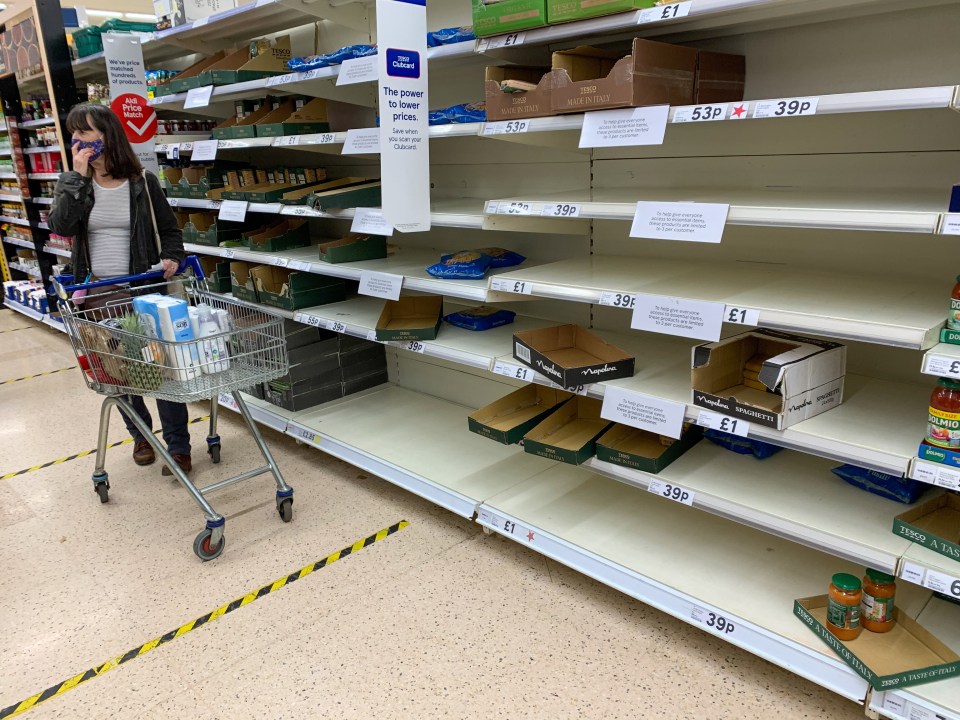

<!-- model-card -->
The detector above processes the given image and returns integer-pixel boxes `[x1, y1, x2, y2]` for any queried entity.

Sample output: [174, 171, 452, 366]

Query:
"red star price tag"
[729, 103, 749, 120]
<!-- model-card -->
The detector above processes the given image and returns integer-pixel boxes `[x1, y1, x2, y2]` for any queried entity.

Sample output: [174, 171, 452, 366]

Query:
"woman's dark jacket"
[48, 170, 184, 281]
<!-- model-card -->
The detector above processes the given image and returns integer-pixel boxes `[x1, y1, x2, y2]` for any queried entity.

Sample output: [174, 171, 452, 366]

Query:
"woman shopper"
[49, 103, 193, 475]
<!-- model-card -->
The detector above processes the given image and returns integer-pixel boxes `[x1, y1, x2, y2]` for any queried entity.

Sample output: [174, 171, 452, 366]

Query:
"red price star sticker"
[731, 104, 747, 119]
[527, 531, 535, 542]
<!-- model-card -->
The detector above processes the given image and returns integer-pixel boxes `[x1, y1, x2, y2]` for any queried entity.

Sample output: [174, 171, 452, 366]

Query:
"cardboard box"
[164, 165, 224, 198]
[595, 423, 703, 474]
[547, 0, 655, 24]
[794, 596, 960, 690]
[691, 329, 846, 430]
[255, 98, 331, 137]
[198, 256, 231, 292]
[375, 296, 443, 342]
[250, 266, 346, 311]
[468, 386, 573, 445]
[484, 66, 555, 121]
[182, 212, 242, 247]
[340, 342, 388, 382]
[318, 233, 387, 264]
[893, 494, 960, 564]
[551, 38, 697, 114]
[696, 50, 746, 104]
[304, 179, 382, 212]
[282, 351, 342, 387]
[243, 219, 310, 253]
[523, 395, 612, 465]
[198, 36, 291, 86]
[282, 320, 337, 350]
[512, 324, 636, 388]
[266, 380, 343, 412]
[472, 0, 547, 36]
[164, 51, 228, 94]
[212, 101, 275, 139]
[287, 335, 340, 366]
[229, 261, 260, 303]
[343, 369, 390, 396]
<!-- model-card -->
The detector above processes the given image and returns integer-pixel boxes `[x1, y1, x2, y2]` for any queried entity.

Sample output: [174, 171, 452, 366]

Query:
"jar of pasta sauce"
[827, 573, 862, 640]
[861, 569, 896, 633]
[924, 377, 960, 449]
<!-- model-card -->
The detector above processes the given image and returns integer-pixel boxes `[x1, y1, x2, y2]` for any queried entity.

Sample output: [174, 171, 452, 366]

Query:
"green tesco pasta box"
[182, 214, 242, 247]
[317, 233, 387, 264]
[243, 219, 310, 253]
[230, 261, 260, 303]
[472, 0, 547, 37]
[251, 265, 346, 311]
[893, 493, 960, 563]
[522, 395, 612, 465]
[468, 385, 573, 445]
[595, 423, 702, 474]
[547, 0, 656, 24]
[375, 296, 443, 342]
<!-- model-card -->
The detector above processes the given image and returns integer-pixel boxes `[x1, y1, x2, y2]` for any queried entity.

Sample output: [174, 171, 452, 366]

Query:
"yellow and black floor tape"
[0, 520, 409, 719]
[0, 326, 35, 333]
[1, 416, 210, 481]
[0, 366, 77, 386]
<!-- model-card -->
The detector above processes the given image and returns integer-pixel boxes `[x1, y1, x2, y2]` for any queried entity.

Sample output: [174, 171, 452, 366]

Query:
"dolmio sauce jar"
[924, 377, 960, 449]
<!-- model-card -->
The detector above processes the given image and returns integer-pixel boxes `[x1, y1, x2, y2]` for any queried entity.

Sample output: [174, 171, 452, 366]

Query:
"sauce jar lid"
[937, 377, 960, 390]
[832, 573, 861, 591]
[866, 568, 896, 584]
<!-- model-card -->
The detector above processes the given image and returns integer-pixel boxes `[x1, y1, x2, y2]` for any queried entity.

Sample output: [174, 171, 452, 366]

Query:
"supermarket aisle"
[0, 308, 864, 720]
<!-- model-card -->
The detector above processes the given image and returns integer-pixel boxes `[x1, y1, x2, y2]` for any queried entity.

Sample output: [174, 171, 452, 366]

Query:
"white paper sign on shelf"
[218, 200, 248, 223]
[672, 103, 728, 123]
[922, 569, 960, 599]
[493, 360, 534, 382]
[601, 386, 685, 439]
[907, 705, 937, 720]
[631, 294, 725, 341]
[941, 214, 960, 236]
[580, 105, 669, 148]
[490, 278, 533, 295]
[359, 270, 403, 301]
[697, 410, 750, 437]
[482, 120, 530, 136]
[599, 291, 636, 310]
[912, 460, 960, 490]
[342, 128, 381, 155]
[351, 207, 394, 237]
[191, 139, 218, 162]
[336, 55, 379, 85]
[477, 32, 525, 52]
[184, 85, 214, 109]
[638, 1, 692, 23]
[724, 305, 760, 326]
[648, 479, 695, 506]
[630, 201, 729, 244]
[922, 353, 960, 378]
[541, 203, 581, 218]
[752, 97, 820, 119]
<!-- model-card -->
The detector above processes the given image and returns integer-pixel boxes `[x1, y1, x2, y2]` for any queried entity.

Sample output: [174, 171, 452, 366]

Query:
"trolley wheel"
[208, 444, 221, 464]
[277, 498, 293, 523]
[96, 483, 109, 504]
[193, 528, 225, 561]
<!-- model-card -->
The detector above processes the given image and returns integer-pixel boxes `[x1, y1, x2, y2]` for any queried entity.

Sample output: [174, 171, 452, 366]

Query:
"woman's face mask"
[71, 137, 104, 162]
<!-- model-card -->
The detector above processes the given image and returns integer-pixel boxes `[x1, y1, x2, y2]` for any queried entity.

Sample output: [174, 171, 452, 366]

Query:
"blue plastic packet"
[831, 464, 925, 504]
[704, 429, 782, 459]
[428, 109, 450, 126]
[426, 250, 492, 279]
[426, 26, 475, 47]
[288, 44, 377, 72]
[445, 101, 486, 124]
[443, 246, 524, 269]
[444, 306, 516, 331]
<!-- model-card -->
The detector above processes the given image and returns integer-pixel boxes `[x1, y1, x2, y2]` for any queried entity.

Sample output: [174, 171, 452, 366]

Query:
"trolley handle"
[52, 256, 206, 298]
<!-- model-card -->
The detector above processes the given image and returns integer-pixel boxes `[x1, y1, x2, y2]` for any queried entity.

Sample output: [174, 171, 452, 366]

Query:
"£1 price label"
[478, 31, 525, 52]
[691, 606, 736, 635]
[599, 291, 636, 310]
[490, 278, 533, 295]
[922, 569, 960, 599]
[673, 103, 728, 123]
[922, 353, 960, 378]
[272, 135, 301, 147]
[638, 1, 691, 23]
[724, 306, 760, 326]
[697, 410, 750, 437]
[493, 360, 533, 382]
[648, 479, 695, 506]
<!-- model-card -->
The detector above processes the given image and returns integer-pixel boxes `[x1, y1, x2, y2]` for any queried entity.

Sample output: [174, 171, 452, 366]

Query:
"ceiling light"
[123, 12, 156, 20]
[85, 9, 123, 17]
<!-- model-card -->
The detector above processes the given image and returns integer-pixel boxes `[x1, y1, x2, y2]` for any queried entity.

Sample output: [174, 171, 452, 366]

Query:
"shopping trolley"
[53, 256, 294, 561]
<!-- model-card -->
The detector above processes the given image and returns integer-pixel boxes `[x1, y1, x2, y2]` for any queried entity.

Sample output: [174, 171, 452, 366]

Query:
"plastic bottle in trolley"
[197, 305, 229, 374]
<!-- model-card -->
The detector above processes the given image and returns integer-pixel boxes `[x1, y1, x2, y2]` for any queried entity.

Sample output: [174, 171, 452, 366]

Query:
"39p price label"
[753, 97, 819, 119]
[648, 479, 695, 506]
[599, 291, 636, 309]
[691, 605, 736, 635]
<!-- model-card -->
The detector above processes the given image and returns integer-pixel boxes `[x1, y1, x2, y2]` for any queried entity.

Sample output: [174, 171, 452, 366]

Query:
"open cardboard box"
[523, 395, 612, 465]
[197, 256, 231, 293]
[691, 329, 846, 430]
[551, 38, 697, 114]
[471, 0, 547, 36]
[794, 596, 960, 689]
[158, 50, 228, 95]
[198, 36, 291, 86]
[183, 212, 242, 247]
[595, 423, 703, 474]
[468, 385, 573, 445]
[318, 233, 387, 264]
[696, 50, 746, 104]
[513, 324, 635, 388]
[375, 296, 443, 342]
[547, 0, 655, 24]
[893, 493, 960, 564]
[250, 266, 346, 311]
[213, 101, 274, 139]
[256, 98, 331, 137]
[304, 179, 382, 212]
[229, 261, 260, 303]
[485, 66, 556, 121]
[243, 218, 310, 253]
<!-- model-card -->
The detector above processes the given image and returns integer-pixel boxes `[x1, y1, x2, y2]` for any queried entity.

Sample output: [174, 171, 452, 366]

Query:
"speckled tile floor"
[0, 308, 867, 719]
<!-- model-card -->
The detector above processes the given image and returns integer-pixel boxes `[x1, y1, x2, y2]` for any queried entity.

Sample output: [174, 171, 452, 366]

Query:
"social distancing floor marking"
[0, 520, 410, 719]
[0, 326, 35, 333]
[1, 416, 211, 481]
[0, 366, 77, 386]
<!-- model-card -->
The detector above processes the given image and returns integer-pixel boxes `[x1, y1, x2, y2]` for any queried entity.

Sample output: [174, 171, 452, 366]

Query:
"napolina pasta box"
[512, 324, 635, 389]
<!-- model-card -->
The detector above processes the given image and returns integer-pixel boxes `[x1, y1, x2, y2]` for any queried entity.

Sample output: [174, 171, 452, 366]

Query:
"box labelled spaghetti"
[595, 423, 702, 474]
[691, 329, 845, 430]
[893, 494, 960, 564]
[512, 324, 635, 388]
[794, 595, 960, 690]
[468, 386, 573, 445]
[523, 395, 612, 465]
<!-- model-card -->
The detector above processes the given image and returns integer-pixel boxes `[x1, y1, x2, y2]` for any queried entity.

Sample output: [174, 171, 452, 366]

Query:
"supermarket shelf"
[3, 236, 34, 250]
[38, 222, 49, 230]
[900, 542, 960, 598]
[216, 389, 297, 434]
[21, 147, 59, 155]
[28, 197, 53, 205]
[922, 342, 960, 377]
[26, 173, 59, 181]
[43, 245, 71, 258]
[18, 117, 55, 129]
[8, 262, 41, 278]
[3, 299, 46, 322]
[43, 315, 65, 333]
[491, 255, 946, 349]
[184, 242, 522, 303]
[0, 192, 22, 202]
[0, 172, 17, 180]
[0, 124, 6, 132]
[487, 187, 945, 235]
[0, 150, 11, 157]
[0, 215, 29, 226]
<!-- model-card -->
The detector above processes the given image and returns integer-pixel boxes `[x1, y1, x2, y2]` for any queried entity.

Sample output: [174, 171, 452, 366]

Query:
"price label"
[218, 200, 248, 222]
[351, 208, 394, 236]
[403, 340, 426, 354]
[359, 270, 403, 301]
[697, 410, 750, 437]
[542, 203, 581, 218]
[168, 198, 180, 207]
[942, 214, 960, 236]
[601, 387, 686, 439]
[912, 460, 960, 489]
[221, 249, 236, 259]
[272, 135, 301, 147]
[631, 295, 725, 341]
[184, 85, 214, 109]
[631, 201, 729, 244]
[191, 139, 218, 162]
[907, 706, 937, 720]
[208, 201, 223, 210]
[493, 360, 533, 382]
[166, 143, 180, 160]
[291, 425, 318, 444]
[218, 393, 238, 411]
[326, 320, 346, 333]
[288, 260, 312, 272]
[310, 133, 337, 145]
[366, 330, 379, 342]
[673, 103, 728, 123]
[483, 120, 530, 136]
[922, 353, 960, 378]
[922, 569, 960, 599]
[295, 313, 323, 328]
[490, 278, 533, 295]
[598, 292, 636, 310]
[690, 606, 736, 635]
[285, 205, 314, 217]
[477, 32, 525, 52]
[484, 201, 499, 214]
[752, 97, 820, 119]
[497, 200, 535, 216]
[724, 305, 760, 326]
[266, 74, 295, 87]
[881, 694, 906, 716]
[271, 257, 289, 267]
[648, 479, 695, 506]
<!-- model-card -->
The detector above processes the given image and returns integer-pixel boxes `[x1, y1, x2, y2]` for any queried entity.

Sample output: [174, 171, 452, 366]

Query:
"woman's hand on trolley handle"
[162, 258, 178, 279]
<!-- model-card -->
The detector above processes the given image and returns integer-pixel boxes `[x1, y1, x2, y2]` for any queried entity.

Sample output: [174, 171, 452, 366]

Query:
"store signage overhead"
[377, 0, 431, 233]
